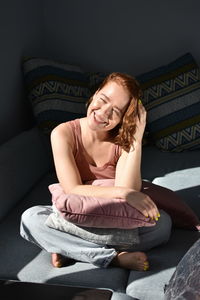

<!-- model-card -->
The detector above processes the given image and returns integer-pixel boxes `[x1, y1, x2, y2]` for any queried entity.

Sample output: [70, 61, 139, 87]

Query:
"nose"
[101, 103, 112, 117]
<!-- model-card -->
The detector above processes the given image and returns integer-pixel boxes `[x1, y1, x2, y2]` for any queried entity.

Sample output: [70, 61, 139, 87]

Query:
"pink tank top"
[68, 119, 121, 183]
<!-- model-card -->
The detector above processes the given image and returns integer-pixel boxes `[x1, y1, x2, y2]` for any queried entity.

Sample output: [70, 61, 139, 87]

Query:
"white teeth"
[94, 112, 107, 125]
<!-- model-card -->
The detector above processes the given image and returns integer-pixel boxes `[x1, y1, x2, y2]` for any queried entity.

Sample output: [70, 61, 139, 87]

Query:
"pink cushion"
[141, 181, 200, 231]
[48, 179, 200, 230]
[48, 182, 155, 229]
[92, 179, 200, 230]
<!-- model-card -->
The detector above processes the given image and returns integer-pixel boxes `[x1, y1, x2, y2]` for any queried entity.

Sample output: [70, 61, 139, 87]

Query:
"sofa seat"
[0, 171, 130, 294]
[0, 127, 199, 300]
[126, 229, 199, 299]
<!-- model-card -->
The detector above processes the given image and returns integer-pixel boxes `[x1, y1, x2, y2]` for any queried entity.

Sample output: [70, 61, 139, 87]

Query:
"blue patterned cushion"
[137, 53, 200, 152]
[23, 57, 91, 134]
[86, 71, 108, 93]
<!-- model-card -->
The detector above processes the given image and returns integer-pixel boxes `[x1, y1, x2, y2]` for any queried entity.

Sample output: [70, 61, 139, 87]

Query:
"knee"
[157, 210, 172, 244]
[21, 206, 38, 225]
[20, 206, 43, 236]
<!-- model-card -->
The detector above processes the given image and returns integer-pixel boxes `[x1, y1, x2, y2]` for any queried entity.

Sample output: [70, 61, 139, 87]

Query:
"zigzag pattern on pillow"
[157, 123, 200, 152]
[23, 57, 91, 134]
[137, 53, 200, 152]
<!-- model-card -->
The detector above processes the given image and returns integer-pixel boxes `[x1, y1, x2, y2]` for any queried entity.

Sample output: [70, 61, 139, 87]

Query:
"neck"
[83, 117, 109, 142]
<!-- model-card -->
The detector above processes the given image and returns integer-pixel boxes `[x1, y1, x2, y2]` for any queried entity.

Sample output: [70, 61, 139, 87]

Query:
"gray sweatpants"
[20, 205, 172, 268]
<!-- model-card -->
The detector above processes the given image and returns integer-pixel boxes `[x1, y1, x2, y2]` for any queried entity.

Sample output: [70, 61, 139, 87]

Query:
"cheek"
[88, 100, 100, 112]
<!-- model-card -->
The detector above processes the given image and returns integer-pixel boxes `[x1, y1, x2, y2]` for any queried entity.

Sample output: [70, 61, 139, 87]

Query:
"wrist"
[133, 140, 142, 147]
[130, 141, 142, 152]
[120, 187, 135, 200]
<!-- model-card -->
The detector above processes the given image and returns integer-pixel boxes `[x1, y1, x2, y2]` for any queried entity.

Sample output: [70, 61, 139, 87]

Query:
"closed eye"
[100, 97, 121, 116]
[112, 108, 120, 116]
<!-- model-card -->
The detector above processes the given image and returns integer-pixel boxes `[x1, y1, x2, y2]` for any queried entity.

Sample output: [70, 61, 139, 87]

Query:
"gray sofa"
[0, 126, 199, 300]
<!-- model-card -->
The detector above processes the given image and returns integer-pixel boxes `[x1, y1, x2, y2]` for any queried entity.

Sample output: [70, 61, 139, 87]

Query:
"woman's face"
[87, 81, 130, 132]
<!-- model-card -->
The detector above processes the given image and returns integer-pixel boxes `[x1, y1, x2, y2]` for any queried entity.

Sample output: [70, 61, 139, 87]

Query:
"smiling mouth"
[93, 112, 108, 126]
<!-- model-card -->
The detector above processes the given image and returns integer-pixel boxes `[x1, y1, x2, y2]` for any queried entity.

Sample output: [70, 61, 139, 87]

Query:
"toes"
[143, 261, 149, 271]
[51, 253, 63, 268]
[135, 253, 149, 271]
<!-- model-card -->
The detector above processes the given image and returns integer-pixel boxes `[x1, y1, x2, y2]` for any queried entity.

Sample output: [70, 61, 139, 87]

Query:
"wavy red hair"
[87, 72, 142, 151]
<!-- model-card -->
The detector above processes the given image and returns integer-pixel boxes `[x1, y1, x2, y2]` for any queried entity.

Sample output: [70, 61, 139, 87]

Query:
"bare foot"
[51, 253, 72, 268]
[111, 251, 149, 271]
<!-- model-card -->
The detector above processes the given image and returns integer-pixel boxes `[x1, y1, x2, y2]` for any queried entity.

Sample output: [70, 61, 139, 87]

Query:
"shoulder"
[51, 121, 71, 138]
[51, 121, 75, 149]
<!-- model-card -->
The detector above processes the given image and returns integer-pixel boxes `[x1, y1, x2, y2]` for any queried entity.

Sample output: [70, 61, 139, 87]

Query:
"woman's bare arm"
[115, 102, 146, 191]
[51, 118, 159, 220]
[51, 122, 131, 199]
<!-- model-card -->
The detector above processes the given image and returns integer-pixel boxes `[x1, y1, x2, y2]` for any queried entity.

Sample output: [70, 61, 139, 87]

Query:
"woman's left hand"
[134, 101, 147, 145]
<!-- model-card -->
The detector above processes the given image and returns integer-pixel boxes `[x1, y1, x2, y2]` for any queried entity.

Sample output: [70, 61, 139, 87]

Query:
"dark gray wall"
[43, 0, 200, 75]
[0, 0, 45, 144]
[1, 0, 200, 144]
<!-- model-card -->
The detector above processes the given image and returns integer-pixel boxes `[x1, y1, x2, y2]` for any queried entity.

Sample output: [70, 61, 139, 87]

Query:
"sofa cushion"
[87, 71, 108, 93]
[142, 181, 200, 231]
[137, 53, 200, 152]
[0, 127, 51, 221]
[152, 167, 200, 220]
[23, 57, 91, 134]
[141, 145, 200, 181]
[126, 229, 200, 300]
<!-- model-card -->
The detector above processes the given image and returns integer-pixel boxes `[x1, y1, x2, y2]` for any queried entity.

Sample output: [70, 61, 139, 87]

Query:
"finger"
[136, 202, 156, 220]
[138, 106, 146, 122]
[143, 197, 160, 221]
[147, 208, 159, 221]
[138, 99, 142, 105]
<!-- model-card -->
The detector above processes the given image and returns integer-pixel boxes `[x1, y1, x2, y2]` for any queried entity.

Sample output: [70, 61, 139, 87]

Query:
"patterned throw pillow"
[23, 57, 91, 134]
[86, 71, 108, 93]
[137, 53, 200, 152]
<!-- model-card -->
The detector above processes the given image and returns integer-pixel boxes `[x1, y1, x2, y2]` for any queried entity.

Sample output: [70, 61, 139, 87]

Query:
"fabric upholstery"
[1, 127, 200, 300]
[137, 53, 200, 152]
[152, 167, 200, 220]
[48, 182, 155, 229]
[87, 71, 108, 93]
[45, 205, 139, 246]
[0, 171, 129, 292]
[0, 127, 51, 221]
[142, 181, 200, 231]
[126, 229, 199, 300]
[23, 57, 91, 134]
[48, 178, 200, 231]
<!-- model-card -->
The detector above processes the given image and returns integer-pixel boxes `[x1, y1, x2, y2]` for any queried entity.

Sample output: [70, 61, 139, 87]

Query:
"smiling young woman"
[20, 72, 172, 271]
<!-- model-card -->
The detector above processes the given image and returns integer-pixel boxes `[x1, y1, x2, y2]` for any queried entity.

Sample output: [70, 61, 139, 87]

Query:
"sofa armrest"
[0, 127, 52, 221]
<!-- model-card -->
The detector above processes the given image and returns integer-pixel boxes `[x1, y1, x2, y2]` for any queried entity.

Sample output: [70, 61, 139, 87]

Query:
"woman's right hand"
[125, 190, 160, 221]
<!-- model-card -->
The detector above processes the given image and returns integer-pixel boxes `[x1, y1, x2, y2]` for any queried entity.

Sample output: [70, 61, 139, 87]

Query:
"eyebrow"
[100, 93, 122, 113]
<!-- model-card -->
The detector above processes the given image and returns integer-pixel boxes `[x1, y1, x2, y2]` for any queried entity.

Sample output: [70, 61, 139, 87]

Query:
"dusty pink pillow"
[48, 182, 155, 229]
[48, 179, 200, 230]
[141, 181, 200, 231]
[90, 179, 200, 230]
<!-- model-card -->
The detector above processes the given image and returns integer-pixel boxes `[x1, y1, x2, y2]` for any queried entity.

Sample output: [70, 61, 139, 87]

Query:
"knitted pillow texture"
[45, 204, 140, 246]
